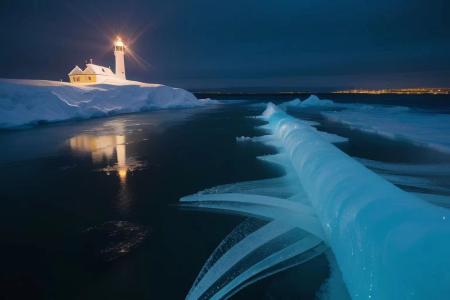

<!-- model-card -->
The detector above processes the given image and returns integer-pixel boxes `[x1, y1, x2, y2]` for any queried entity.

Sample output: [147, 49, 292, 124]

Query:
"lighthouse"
[68, 36, 129, 84]
[114, 36, 126, 80]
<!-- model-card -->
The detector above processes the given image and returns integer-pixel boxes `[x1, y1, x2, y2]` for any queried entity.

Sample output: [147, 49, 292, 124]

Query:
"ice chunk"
[279, 95, 335, 109]
[301, 95, 335, 107]
[235, 136, 253, 142]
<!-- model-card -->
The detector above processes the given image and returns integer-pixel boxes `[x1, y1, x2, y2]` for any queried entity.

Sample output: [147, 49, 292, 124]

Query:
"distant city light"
[333, 88, 450, 95]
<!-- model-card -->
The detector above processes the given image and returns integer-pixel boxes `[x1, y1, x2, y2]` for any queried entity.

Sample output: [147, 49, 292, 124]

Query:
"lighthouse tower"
[114, 37, 126, 80]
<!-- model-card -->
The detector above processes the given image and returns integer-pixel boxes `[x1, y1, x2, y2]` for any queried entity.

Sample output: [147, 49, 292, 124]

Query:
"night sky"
[1, 0, 449, 91]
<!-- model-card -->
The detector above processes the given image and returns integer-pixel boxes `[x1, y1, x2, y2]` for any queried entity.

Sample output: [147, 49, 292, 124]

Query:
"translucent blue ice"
[181, 193, 324, 239]
[210, 235, 324, 300]
[185, 220, 294, 300]
[262, 102, 450, 299]
[180, 128, 330, 298]
[180, 101, 450, 299]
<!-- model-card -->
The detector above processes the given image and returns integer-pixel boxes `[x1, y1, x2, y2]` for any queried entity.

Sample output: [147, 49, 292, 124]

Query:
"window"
[88, 76, 91, 80]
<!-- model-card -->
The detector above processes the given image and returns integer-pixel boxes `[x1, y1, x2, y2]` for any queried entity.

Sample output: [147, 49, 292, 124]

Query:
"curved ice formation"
[180, 131, 330, 298]
[186, 221, 293, 299]
[209, 235, 324, 300]
[198, 175, 304, 199]
[182, 193, 315, 216]
[0, 79, 217, 128]
[181, 194, 324, 239]
[186, 218, 325, 300]
[262, 102, 450, 299]
[181, 101, 450, 299]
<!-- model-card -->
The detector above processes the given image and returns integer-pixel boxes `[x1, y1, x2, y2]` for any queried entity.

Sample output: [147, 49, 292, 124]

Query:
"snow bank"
[262, 103, 450, 299]
[0, 79, 217, 128]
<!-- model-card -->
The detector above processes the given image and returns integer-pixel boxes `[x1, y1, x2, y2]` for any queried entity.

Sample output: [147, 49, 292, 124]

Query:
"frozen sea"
[0, 93, 449, 299]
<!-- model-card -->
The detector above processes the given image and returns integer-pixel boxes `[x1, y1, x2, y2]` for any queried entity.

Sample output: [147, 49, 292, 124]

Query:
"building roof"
[83, 64, 115, 76]
[68, 65, 83, 76]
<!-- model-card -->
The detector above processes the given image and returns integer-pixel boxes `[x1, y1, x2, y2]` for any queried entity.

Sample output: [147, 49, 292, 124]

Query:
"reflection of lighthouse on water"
[68, 121, 146, 213]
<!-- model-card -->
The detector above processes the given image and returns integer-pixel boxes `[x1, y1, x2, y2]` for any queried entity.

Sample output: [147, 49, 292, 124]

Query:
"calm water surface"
[0, 94, 449, 299]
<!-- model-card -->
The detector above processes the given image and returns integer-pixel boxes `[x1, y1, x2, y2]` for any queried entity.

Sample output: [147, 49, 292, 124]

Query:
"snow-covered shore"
[0, 79, 216, 128]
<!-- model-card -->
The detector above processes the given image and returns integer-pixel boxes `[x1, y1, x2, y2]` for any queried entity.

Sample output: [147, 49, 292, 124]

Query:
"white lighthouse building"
[68, 37, 127, 84]
[114, 37, 126, 80]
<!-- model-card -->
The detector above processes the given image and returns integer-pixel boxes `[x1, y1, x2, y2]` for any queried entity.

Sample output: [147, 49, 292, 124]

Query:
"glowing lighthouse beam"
[114, 36, 126, 80]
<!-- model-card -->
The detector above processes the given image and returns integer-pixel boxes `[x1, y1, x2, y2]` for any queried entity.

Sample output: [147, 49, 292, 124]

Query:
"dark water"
[0, 94, 449, 299]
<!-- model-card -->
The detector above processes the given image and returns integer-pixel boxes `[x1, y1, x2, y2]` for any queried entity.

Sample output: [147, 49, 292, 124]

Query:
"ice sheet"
[323, 105, 450, 154]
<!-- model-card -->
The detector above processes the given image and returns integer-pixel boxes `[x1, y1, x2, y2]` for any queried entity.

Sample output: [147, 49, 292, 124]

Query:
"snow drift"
[0, 79, 216, 128]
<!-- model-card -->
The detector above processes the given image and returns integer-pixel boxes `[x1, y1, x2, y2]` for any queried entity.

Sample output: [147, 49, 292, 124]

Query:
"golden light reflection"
[69, 133, 129, 182]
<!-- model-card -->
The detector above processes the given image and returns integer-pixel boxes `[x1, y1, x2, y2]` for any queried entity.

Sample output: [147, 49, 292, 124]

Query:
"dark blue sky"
[1, 0, 449, 91]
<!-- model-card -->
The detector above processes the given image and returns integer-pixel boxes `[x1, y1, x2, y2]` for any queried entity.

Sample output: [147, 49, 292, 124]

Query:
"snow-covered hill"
[0, 79, 216, 128]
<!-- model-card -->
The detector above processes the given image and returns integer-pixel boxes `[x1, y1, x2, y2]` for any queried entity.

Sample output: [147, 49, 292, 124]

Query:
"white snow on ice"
[0, 79, 218, 128]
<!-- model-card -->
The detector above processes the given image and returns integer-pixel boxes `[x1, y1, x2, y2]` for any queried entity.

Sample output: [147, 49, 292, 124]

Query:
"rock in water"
[82, 221, 148, 262]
